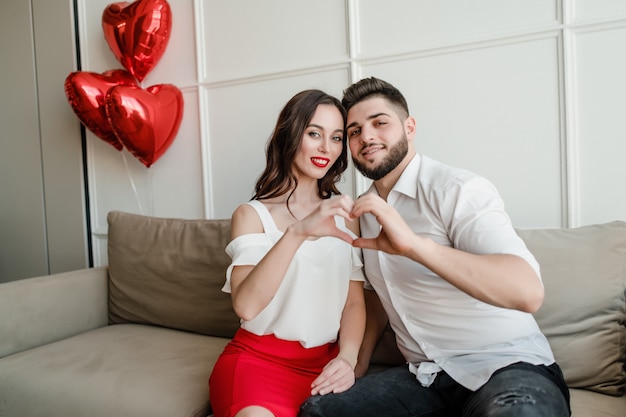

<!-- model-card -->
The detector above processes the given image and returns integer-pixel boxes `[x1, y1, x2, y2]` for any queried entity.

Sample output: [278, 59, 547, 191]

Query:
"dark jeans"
[299, 362, 571, 417]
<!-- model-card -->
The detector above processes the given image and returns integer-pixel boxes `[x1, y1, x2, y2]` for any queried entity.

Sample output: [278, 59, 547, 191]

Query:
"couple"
[209, 78, 571, 417]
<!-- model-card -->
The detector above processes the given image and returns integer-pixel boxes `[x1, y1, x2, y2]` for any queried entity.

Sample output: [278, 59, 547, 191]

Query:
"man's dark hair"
[342, 77, 409, 120]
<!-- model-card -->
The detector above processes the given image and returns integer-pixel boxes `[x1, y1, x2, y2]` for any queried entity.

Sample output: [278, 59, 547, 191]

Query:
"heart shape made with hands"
[105, 83, 184, 167]
[64, 69, 138, 150]
[101, 0, 172, 82]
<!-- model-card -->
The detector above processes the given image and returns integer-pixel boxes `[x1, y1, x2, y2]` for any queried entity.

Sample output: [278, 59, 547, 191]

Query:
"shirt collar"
[369, 153, 421, 199]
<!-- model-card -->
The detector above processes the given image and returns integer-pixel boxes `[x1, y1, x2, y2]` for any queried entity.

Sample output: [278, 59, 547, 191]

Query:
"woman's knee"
[235, 405, 275, 417]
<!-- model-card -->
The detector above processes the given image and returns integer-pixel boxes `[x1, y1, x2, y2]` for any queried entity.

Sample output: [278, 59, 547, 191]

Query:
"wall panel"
[358, 36, 564, 228]
[197, 0, 349, 82]
[0, 0, 49, 281]
[573, 0, 626, 22]
[355, 0, 558, 58]
[202, 69, 352, 219]
[72, 0, 626, 266]
[573, 25, 626, 225]
[79, 0, 197, 86]
[78, 0, 204, 267]
[88, 88, 204, 235]
[0, 0, 88, 281]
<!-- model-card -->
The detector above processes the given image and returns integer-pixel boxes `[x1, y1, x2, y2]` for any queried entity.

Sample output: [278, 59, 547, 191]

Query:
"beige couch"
[0, 211, 624, 417]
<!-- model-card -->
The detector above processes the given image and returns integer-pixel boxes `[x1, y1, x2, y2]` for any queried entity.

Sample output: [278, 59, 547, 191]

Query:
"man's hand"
[350, 193, 419, 256]
[351, 194, 545, 313]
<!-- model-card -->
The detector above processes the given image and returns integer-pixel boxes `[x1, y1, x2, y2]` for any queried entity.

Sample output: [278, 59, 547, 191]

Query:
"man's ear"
[404, 116, 417, 139]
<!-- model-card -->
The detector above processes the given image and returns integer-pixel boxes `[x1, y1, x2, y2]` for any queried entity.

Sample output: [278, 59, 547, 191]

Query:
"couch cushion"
[107, 211, 240, 338]
[517, 221, 626, 396]
[0, 324, 229, 417]
[569, 388, 626, 417]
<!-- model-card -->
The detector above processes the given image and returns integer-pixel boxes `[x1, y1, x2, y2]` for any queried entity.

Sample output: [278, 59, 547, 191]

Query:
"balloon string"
[141, 79, 154, 216]
[148, 167, 155, 216]
[121, 151, 144, 215]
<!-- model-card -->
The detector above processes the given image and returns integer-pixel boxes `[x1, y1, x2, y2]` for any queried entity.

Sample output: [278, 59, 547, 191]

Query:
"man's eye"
[349, 128, 360, 137]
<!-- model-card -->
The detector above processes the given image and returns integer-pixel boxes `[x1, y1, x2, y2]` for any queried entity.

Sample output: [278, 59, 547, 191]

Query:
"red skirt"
[209, 328, 338, 417]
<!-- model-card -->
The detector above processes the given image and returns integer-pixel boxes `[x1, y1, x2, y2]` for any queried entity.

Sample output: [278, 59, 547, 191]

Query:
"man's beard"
[352, 135, 409, 181]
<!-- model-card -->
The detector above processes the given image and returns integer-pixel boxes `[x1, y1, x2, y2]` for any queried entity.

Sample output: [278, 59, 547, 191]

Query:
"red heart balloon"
[105, 84, 184, 167]
[102, 0, 172, 82]
[64, 69, 137, 150]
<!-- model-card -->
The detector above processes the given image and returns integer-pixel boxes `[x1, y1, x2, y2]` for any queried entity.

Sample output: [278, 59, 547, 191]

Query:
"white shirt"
[361, 154, 555, 391]
[224, 200, 365, 348]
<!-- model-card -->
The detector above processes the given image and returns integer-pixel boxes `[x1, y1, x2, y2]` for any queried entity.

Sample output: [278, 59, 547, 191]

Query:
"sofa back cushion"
[517, 221, 626, 396]
[107, 211, 241, 338]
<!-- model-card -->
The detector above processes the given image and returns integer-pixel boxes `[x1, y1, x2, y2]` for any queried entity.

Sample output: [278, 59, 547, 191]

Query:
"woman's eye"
[308, 131, 321, 138]
[332, 135, 343, 142]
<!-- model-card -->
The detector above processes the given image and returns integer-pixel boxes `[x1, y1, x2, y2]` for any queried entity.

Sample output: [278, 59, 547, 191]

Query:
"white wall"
[76, 0, 626, 266]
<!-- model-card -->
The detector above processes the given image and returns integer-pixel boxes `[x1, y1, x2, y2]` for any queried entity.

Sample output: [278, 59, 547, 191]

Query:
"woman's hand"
[288, 195, 356, 244]
[310, 356, 356, 396]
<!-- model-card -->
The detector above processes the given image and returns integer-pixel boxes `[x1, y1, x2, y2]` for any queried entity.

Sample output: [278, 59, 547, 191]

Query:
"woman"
[209, 89, 366, 417]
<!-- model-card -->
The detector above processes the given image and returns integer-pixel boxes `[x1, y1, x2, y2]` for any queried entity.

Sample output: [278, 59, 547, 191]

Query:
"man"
[299, 77, 570, 416]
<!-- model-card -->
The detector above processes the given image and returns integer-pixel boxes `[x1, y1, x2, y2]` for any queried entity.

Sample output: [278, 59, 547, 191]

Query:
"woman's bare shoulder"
[230, 203, 263, 239]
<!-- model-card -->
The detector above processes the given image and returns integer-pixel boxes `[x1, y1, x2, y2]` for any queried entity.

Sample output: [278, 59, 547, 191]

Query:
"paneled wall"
[0, 0, 88, 282]
[78, 0, 626, 266]
[78, 0, 203, 266]
[196, 0, 354, 219]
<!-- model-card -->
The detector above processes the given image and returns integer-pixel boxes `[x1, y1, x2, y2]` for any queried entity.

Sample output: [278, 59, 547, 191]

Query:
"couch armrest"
[0, 267, 109, 359]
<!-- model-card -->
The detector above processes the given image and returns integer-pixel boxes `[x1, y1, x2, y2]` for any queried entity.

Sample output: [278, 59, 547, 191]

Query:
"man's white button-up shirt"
[360, 154, 555, 391]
